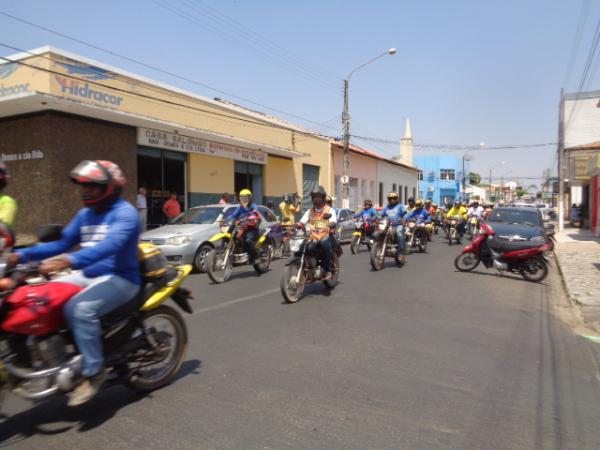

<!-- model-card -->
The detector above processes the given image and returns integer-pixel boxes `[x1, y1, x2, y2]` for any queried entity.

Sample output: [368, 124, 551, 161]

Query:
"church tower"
[399, 118, 413, 165]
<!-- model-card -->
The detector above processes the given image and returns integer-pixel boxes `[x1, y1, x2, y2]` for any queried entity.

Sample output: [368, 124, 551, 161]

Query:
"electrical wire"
[563, 0, 591, 88]
[350, 134, 556, 150]
[0, 10, 341, 133]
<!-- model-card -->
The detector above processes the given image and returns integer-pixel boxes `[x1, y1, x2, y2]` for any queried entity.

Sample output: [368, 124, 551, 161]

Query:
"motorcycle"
[350, 219, 374, 254]
[280, 224, 342, 303]
[446, 215, 464, 246]
[405, 219, 428, 253]
[467, 216, 479, 239]
[206, 212, 272, 284]
[369, 217, 405, 271]
[454, 222, 551, 282]
[0, 228, 193, 405]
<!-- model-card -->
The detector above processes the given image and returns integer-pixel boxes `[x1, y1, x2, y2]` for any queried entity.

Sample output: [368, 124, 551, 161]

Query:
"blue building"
[414, 154, 470, 206]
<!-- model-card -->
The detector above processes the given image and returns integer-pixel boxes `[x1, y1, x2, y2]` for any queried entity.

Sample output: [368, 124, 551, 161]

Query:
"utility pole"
[488, 168, 492, 202]
[342, 79, 350, 209]
[558, 88, 565, 231]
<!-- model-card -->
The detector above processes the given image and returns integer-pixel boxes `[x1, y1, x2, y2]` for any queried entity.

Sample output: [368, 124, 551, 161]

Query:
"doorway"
[234, 161, 263, 204]
[137, 147, 186, 228]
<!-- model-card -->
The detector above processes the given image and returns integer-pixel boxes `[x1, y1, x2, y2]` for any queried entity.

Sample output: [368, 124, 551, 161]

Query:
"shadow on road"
[0, 359, 202, 447]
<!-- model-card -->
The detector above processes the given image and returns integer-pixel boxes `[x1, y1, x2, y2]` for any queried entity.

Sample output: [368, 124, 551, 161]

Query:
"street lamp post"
[342, 48, 396, 209]
[488, 161, 506, 203]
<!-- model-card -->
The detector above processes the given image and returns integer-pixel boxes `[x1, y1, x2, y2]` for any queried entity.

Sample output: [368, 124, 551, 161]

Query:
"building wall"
[414, 155, 467, 205]
[563, 93, 600, 148]
[187, 153, 234, 206]
[377, 160, 419, 207]
[0, 111, 136, 239]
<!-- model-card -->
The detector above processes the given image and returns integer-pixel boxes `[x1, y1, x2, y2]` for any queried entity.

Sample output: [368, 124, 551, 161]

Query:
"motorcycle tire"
[520, 257, 548, 282]
[370, 241, 385, 271]
[324, 254, 340, 289]
[207, 248, 233, 284]
[253, 244, 272, 274]
[454, 252, 480, 272]
[281, 260, 306, 303]
[128, 305, 188, 392]
[350, 235, 360, 254]
[394, 250, 405, 267]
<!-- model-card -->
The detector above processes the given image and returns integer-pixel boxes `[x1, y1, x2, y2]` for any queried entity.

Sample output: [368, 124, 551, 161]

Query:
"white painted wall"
[564, 94, 600, 148]
[377, 160, 419, 207]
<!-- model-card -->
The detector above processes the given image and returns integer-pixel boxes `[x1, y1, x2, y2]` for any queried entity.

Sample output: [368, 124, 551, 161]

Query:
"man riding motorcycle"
[445, 200, 468, 237]
[229, 189, 261, 264]
[8, 160, 140, 406]
[406, 197, 416, 213]
[299, 186, 337, 281]
[354, 199, 377, 222]
[381, 192, 407, 260]
[406, 200, 433, 240]
[279, 193, 301, 255]
[467, 200, 484, 231]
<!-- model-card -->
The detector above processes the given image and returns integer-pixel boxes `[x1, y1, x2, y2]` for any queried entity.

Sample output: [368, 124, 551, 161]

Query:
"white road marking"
[193, 288, 280, 314]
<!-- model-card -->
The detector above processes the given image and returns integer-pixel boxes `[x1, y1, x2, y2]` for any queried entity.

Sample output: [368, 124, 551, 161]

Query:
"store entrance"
[137, 147, 186, 228]
[234, 161, 263, 204]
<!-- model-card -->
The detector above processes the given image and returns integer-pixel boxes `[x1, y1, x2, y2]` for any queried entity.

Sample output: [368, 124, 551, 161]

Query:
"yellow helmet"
[239, 188, 252, 197]
[415, 199, 424, 207]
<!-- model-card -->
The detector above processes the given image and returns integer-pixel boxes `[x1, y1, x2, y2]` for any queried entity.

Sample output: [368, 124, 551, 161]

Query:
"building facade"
[414, 154, 470, 206]
[0, 46, 332, 236]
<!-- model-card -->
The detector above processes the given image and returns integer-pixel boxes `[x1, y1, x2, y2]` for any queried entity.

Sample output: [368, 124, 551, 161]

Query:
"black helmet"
[310, 185, 327, 199]
[407, 197, 415, 203]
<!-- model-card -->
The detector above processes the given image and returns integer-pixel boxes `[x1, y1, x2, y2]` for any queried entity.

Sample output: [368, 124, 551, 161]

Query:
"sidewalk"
[553, 225, 600, 329]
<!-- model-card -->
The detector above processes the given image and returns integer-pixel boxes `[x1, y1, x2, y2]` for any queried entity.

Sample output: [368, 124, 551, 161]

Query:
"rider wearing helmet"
[446, 199, 468, 237]
[229, 189, 261, 264]
[325, 195, 340, 215]
[299, 186, 337, 280]
[9, 160, 140, 406]
[381, 192, 408, 259]
[0, 162, 17, 231]
[406, 197, 416, 213]
[406, 199, 433, 238]
[354, 199, 377, 222]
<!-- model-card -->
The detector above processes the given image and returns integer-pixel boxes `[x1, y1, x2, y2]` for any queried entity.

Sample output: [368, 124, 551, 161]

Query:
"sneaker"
[67, 370, 106, 407]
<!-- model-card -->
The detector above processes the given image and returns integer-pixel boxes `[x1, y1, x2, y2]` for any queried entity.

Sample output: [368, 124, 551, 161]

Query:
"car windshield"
[489, 209, 542, 227]
[172, 206, 233, 225]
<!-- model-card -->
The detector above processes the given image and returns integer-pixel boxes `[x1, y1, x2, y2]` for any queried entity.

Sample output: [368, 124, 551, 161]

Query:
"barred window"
[440, 169, 455, 180]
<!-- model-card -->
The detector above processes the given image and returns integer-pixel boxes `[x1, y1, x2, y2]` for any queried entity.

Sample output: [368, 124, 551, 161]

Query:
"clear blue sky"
[0, 0, 595, 188]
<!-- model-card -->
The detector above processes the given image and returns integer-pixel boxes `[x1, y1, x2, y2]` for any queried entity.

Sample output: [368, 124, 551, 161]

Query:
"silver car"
[140, 204, 282, 272]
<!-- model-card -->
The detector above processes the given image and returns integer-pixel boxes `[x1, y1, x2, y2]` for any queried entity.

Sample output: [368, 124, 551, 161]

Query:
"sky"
[0, 0, 596, 189]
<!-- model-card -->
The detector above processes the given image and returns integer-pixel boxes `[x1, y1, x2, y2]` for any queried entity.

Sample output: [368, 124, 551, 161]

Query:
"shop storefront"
[0, 46, 332, 238]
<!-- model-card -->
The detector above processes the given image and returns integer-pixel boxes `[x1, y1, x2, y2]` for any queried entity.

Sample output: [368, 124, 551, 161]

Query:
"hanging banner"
[137, 128, 268, 165]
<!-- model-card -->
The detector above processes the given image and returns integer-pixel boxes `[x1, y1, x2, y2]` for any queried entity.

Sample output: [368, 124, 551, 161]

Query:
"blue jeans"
[58, 273, 140, 377]
[394, 225, 406, 252]
[318, 236, 333, 273]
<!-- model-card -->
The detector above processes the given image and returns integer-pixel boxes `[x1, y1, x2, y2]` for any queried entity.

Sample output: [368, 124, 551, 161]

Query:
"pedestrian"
[218, 193, 230, 205]
[137, 187, 148, 231]
[163, 192, 181, 222]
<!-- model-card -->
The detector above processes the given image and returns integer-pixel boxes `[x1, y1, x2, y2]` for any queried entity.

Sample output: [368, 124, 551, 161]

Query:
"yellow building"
[0, 46, 332, 232]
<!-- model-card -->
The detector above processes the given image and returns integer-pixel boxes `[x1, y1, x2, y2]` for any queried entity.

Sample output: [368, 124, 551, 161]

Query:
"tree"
[469, 172, 481, 185]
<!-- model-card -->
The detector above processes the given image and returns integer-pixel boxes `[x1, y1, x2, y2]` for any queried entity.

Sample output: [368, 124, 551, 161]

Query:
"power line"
[563, 0, 591, 88]
[0, 11, 341, 133]
[350, 134, 556, 150]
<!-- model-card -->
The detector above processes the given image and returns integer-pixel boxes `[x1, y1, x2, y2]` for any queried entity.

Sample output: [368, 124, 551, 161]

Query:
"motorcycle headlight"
[355, 223, 362, 230]
[290, 238, 304, 253]
[451, 220, 456, 225]
[378, 222, 387, 231]
[165, 235, 192, 246]
[409, 222, 415, 229]
[221, 226, 230, 233]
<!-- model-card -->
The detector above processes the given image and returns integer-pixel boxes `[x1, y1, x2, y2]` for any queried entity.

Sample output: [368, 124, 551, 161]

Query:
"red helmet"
[70, 160, 126, 206]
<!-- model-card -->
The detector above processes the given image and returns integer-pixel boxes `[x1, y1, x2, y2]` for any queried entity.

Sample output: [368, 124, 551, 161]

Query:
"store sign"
[0, 83, 29, 98]
[1, 150, 44, 162]
[137, 128, 268, 165]
[55, 76, 124, 106]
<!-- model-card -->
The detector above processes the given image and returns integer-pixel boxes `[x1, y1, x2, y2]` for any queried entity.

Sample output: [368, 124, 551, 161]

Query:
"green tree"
[469, 172, 481, 185]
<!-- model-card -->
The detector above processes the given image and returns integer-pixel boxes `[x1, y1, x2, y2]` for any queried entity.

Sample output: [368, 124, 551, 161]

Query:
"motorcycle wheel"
[253, 244, 272, 274]
[281, 260, 305, 303]
[350, 235, 360, 254]
[520, 257, 548, 282]
[454, 252, 480, 271]
[128, 305, 188, 392]
[418, 241, 426, 253]
[207, 247, 233, 283]
[324, 254, 340, 289]
[370, 241, 385, 271]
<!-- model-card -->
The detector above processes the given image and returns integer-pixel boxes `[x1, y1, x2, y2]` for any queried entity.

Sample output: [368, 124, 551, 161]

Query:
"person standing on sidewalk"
[136, 187, 148, 232]
[163, 192, 181, 222]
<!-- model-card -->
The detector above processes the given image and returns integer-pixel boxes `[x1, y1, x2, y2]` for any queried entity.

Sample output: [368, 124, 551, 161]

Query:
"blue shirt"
[382, 204, 407, 225]
[229, 203, 259, 221]
[18, 199, 141, 284]
[354, 207, 378, 221]
[406, 208, 431, 223]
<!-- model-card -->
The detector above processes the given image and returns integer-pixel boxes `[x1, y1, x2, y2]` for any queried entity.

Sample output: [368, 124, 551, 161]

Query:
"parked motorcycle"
[370, 217, 405, 270]
[454, 222, 551, 282]
[280, 225, 342, 303]
[0, 229, 193, 405]
[206, 212, 272, 283]
[350, 219, 374, 254]
[405, 219, 428, 253]
[447, 215, 463, 246]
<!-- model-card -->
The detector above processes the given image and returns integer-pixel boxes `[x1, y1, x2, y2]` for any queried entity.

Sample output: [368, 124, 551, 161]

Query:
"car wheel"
[193, 244, 213, 273]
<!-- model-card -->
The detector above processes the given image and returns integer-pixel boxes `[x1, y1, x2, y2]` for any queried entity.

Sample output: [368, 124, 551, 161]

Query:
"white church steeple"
[399, 118, 413, 165]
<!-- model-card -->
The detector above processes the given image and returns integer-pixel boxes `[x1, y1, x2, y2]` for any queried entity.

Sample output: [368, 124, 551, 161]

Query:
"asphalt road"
[2, 236, 600, 449]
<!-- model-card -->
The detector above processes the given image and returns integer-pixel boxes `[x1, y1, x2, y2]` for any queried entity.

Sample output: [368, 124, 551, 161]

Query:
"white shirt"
[299, 206, 337, 226]
[136, 194, 147, 210]
[468, 206, 484, 218]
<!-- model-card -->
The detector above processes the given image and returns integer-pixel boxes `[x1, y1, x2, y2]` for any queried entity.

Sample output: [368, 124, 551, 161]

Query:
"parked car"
[486, 207, 555, 246]
[334, 208, 356, 242]
[140, 204, 283, 273]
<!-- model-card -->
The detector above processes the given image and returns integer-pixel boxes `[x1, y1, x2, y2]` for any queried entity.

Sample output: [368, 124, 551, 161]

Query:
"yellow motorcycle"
[206, 212, 272, 284]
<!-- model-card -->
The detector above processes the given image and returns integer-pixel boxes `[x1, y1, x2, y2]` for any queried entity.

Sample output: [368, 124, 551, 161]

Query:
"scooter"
[454, 222, 551, 282]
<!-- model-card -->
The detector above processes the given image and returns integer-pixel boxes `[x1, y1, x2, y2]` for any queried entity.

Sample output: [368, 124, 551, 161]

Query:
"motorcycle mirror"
[323, 213, 332, 220]
[37, 224, 63, 243]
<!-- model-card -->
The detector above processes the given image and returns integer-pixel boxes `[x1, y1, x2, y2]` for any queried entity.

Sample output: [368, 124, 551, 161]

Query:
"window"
[440, 169, 455, 180]
[379, 182, 384, 206]
[339, 209, 349, 221]
[302, 164, 320, 211]
[413, 187, 416, 199]
[392, 183, 397, 193]
[370, 181, 376, 201]
[418, 172, 423, 181]
[404, 186, 408, 202]
[398, 185, 403, 203]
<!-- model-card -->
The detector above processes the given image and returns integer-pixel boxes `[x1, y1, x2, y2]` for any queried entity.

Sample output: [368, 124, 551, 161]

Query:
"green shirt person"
[0, 163, 17, 230]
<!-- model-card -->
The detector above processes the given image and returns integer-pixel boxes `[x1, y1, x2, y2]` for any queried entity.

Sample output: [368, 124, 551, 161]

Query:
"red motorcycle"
[454, 222, 551, 282]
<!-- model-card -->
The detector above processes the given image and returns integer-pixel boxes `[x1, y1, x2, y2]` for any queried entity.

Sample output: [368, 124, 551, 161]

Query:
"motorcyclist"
[467, 201, 484, 220]
[279, 193, 300, 255]
[299, 186, 337, 281]
[229, 189, 261, 264]
[406, 199, 433, 240]
[0, 162, 17, 232]
[9, 160, 140, 406]
[354, 199, 377, 222]
[446, 200, 468, 237]
[381, 192, 407, 260]
[326, 195, 340, 215]
[406, 197, 416, 213]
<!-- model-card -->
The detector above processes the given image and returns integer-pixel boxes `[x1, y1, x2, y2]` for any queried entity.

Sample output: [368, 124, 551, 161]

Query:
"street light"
[341, 48, 396, 208]
[488, 161, 506, 202]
